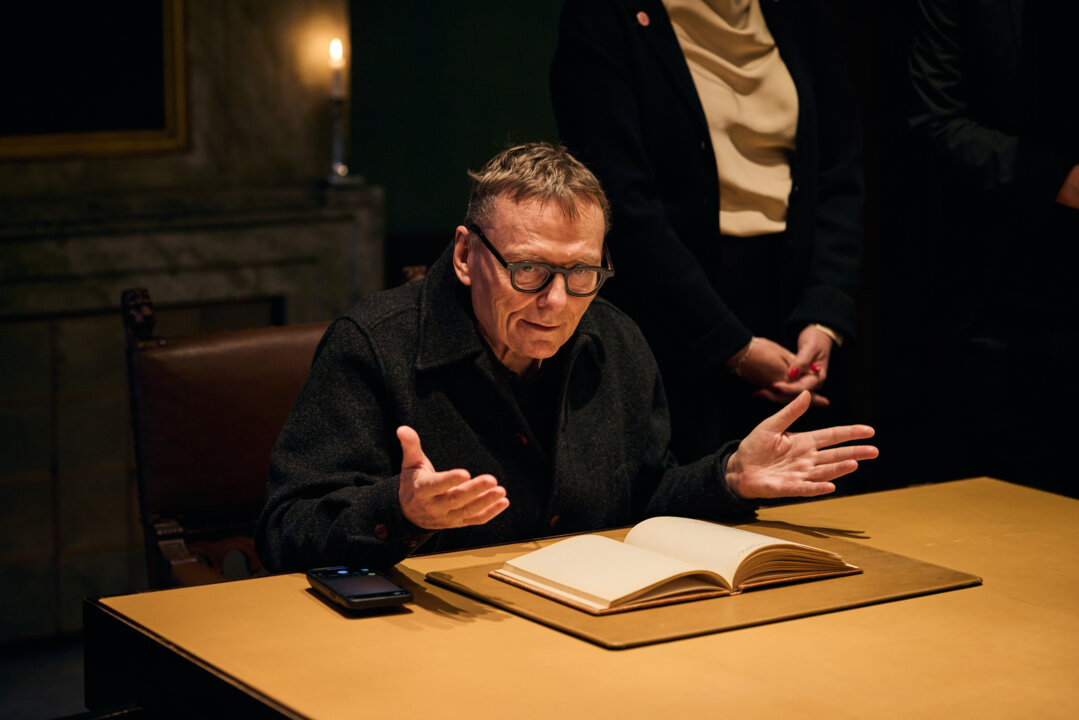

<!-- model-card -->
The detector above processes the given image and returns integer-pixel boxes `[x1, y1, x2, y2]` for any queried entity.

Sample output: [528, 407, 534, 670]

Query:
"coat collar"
[413, 243, 605, 375]
[414, 244, 487, 372]
[624, 0, 710, 136]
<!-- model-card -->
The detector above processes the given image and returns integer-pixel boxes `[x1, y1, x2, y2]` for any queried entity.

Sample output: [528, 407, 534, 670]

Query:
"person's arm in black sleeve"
[256, 320, 434, 572]
[785, 1, 864, 342]
[908, 0, 1075, 206]
[622, 332, 758, 520]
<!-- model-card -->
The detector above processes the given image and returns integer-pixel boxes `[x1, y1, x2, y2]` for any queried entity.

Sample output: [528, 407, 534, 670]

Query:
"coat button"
[374, 523, 389, 540]
[636, 11, 650, 26]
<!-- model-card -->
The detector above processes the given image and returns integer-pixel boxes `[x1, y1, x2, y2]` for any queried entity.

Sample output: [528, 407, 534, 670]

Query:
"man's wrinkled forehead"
[494, 193, 606, 232]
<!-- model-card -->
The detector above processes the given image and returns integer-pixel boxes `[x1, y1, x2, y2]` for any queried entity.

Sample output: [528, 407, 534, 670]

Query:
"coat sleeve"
[783, 1, 863, 340]
[596, 303, 757, 520]
[645, 441, 758, 522]
[908, 0, 1074, 204]
[256, 319, 434, 572]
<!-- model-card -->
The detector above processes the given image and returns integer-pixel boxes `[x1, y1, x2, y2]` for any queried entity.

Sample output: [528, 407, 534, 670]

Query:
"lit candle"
[329, 38, 345, 99]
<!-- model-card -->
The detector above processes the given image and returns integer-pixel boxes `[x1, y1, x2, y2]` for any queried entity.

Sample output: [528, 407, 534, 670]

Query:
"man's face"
[453, 194, 606, 376]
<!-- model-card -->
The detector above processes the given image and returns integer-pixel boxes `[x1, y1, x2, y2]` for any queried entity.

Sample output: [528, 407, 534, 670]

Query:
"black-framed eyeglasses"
[467, 224, 615, 297]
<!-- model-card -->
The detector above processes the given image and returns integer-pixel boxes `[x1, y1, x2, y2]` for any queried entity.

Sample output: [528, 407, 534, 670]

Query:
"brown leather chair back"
[123, 288, 329, 588]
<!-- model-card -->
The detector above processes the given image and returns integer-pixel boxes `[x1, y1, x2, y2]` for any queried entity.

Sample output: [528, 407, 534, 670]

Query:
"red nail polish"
[788, 367, 800, 379]
[810, 363, 820, 373]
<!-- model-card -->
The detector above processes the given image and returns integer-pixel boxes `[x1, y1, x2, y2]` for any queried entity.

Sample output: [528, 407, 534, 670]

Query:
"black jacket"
[256, 247, 752, 571]
[550, 0, 863, 368]
[908, 0, 1078, 332]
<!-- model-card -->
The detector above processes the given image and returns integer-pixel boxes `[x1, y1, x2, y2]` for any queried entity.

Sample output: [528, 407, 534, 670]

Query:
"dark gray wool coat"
[256, 246, 753, 571]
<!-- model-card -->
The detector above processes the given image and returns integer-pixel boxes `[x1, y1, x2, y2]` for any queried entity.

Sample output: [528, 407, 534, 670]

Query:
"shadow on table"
[749, 519, 870, 541]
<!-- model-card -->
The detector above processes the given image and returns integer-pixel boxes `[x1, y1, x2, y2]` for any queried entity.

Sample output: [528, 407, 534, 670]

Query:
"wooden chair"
[122, 288, 330, 588]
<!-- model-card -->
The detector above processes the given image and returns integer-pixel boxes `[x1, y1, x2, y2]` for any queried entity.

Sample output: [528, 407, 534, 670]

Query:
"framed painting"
[0, 0, 186, 160]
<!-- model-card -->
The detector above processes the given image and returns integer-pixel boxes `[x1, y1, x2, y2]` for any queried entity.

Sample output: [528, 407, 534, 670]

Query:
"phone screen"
[307, 567, 412, 611]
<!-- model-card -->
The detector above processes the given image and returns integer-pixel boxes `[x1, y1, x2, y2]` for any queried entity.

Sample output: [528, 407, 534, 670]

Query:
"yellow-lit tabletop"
[84, 478, 1079, 719]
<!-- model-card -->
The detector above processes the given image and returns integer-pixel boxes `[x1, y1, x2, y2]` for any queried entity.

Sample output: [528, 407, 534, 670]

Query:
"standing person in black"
[908, 0, 1079, 495]
[550, 0, 864, 463]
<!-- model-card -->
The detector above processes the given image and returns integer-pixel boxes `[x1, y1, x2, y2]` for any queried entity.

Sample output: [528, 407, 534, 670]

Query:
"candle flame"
[329, 38, 345, 68]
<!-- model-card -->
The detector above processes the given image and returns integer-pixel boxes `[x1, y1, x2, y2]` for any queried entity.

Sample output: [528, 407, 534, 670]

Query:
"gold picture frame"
[0, 0, 186, 160]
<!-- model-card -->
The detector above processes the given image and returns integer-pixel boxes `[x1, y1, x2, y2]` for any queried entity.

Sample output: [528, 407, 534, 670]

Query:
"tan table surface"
[99, 478, 1079, 719]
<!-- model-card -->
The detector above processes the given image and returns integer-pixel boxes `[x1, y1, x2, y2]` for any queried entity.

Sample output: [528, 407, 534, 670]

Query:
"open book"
[489, 516, 861, 614]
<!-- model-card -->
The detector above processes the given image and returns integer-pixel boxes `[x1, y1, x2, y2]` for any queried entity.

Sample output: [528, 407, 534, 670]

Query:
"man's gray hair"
[464, 142, 611, 233]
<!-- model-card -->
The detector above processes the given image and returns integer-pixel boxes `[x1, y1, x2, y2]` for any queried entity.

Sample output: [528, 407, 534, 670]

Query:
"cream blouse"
[663, 0, 798, 236]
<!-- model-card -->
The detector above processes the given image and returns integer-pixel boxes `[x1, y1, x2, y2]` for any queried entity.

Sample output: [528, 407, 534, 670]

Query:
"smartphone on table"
[306, 566, 413, 611]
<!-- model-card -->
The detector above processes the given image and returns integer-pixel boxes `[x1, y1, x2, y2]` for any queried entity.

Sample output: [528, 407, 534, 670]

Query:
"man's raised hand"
[396, 426, 509, 529]
[725, 392, 878, 499]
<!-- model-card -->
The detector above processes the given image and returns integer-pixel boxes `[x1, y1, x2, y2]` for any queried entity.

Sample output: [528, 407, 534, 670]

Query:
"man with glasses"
[257, 143, 876, 571]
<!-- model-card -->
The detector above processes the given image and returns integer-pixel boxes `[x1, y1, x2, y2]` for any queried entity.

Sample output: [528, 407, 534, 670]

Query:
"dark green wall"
[349, 1, 562, 255]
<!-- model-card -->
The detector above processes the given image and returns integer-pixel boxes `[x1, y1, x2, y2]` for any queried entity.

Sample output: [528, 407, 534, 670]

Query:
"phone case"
[307, 567, 413, 611]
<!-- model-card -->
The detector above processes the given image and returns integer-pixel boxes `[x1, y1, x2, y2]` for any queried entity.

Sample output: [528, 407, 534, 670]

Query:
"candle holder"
[328, 95, 352, 184]
[327, 38, 362, 186]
